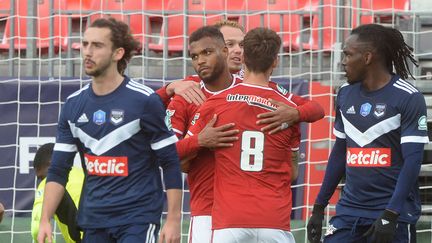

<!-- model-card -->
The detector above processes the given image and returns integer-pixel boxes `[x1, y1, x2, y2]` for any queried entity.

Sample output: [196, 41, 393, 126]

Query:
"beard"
[85, 58, 112, 77]
[200, 58, 226, 84]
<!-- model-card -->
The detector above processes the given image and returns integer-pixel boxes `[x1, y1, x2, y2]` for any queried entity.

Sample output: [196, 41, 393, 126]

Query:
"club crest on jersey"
[418, 115, 427, 130]
[346, 105, 356, 114]
[165, 109, 175, 130]
[110, 109, 124, 125]
[93, 110, 106, 125]
[373, 103, 386, 118]
[77, 113, 89, 123]
[360, 103, 372, 117]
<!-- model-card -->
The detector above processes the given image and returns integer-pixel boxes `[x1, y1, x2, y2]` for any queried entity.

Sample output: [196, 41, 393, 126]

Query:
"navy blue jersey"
[333, 75, 429, 223]
[47, 76, 181, 229]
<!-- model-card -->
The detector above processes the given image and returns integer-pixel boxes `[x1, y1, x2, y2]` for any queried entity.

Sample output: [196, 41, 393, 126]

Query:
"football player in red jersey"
[187, 27, 298, 243]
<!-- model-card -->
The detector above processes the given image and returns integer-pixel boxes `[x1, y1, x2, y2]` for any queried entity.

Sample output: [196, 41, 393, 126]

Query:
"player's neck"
[91, 68, 124, 96]
[204, 68, 233, 92]
[362, 69, 392, 92]
[243, 71, 270, 87]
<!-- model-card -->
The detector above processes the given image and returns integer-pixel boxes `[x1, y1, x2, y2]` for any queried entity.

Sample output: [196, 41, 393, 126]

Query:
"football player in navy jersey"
[307, 24, 429, 243]
[38, 18, 182, 243]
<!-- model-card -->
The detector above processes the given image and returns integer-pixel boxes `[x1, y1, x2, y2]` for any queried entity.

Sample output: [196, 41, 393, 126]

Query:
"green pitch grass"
[1, 217, 431, 242]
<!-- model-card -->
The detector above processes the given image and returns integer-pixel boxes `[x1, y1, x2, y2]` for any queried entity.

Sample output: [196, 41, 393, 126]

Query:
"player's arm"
[156, 78, 206, 107]
[257, 95, 324, 134]
[290, 124, 301, 182]
[144, 94, 182, 243]
[179, 114, 239, 172]
[38, 107, 76, 243]
[31, 183, 43, 241]
[364, 93, 430, 243]
[307, 97, 345, 243]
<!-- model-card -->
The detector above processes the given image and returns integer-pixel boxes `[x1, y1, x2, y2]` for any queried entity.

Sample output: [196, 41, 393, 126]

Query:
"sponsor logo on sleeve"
[418, 115, 427, 130]
[373, 103, 386, 118]
[165, 109, 175, 130]
[84, 154, 128, 176]
[276, 84, 288, 95]
[360, 103, 372, 117]
[346, 147, 391, 167]
[110, 109, 124, 125]
[93, 110, 106, 125]
[191, 113, 200, 126]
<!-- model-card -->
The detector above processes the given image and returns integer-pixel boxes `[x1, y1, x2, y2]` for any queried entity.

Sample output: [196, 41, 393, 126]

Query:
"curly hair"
[90, 17, 141, 74]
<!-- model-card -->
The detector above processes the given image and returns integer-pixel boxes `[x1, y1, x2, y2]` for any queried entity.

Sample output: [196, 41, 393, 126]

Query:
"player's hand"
[158, 218, 181, 243]
[256, 98, 300, 134]
[198, 115, 239, 149]
[37, 219, 53, 243]
[363, 209, 398, 243]
[307, 204, 325, 243]
[166, 80, 206, 105]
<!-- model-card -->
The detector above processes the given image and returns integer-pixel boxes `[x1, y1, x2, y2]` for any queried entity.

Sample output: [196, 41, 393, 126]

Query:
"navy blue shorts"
[83, 223, 160, 243]
[323, 215, 416, 243]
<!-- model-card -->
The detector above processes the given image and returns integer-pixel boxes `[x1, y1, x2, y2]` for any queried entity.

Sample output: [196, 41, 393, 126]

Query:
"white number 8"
[240, 131, 264, 172]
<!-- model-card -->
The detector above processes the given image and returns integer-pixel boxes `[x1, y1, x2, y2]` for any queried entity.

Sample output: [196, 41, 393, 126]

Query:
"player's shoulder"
[124, 78, 155, 98]
[66, 83, 91, 101]
[183, 74, 201, 83]
[390, 77, 421, 97]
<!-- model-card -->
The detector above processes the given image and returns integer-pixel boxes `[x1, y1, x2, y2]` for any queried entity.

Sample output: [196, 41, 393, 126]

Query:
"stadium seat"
[148, 0, 224, 53]
[301, 0, 372, 51]
[0, 0, 11, 18]
[362, 0, 410, 23]
[0, 0, 68, 51]
[242, 0, 302, 50]
[72, 0, 147, 50]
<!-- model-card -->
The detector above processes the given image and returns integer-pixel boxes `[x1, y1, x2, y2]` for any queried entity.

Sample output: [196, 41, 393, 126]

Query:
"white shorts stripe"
[54, 143, 77, 152]
[151, 135, 178, 150]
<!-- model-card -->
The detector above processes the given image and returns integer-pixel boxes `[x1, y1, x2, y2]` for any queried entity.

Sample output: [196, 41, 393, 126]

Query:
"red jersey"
[168, 75, 242, 216]
[188, 83, 297, 230]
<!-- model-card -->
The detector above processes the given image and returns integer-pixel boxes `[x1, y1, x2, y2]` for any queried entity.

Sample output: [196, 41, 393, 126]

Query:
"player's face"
[342, 34, 368, 84]
[189, 37, 227, 83]
[220, 26, 244, 74]
[81, 27, 116, 77]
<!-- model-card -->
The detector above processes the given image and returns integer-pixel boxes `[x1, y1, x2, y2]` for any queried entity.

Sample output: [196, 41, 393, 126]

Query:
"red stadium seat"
[301, 0, 372, 51]
[243, 0, 301, 50]
[362, 0, 410, 23]
[0, 0, 11, 18]
[148, 0, 224, 53]
[72, 0, 147, 50]
[0, 0, 68, 51]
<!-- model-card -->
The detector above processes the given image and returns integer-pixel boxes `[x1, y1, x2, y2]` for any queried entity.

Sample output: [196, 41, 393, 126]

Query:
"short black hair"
[189, 26, 225, 46]
[33, 143, 54, 171]
[351, 23, 418, 79]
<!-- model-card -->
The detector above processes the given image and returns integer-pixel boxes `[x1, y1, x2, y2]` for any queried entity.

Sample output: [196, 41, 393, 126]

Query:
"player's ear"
[363, 51, 373, 65]
[272, 56, 279, 68]
[222, 46, 228, 58]
[113, 47, 125, 62]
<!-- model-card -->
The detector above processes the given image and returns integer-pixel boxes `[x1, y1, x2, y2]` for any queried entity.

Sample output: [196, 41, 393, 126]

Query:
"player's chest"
[70, 101, 142, 137]
[339, 94, 400, 132]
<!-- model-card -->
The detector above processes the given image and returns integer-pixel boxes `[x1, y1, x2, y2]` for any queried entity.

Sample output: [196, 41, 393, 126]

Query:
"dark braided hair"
[90, 17, 140, 75]
[351, 24, 418, 80]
